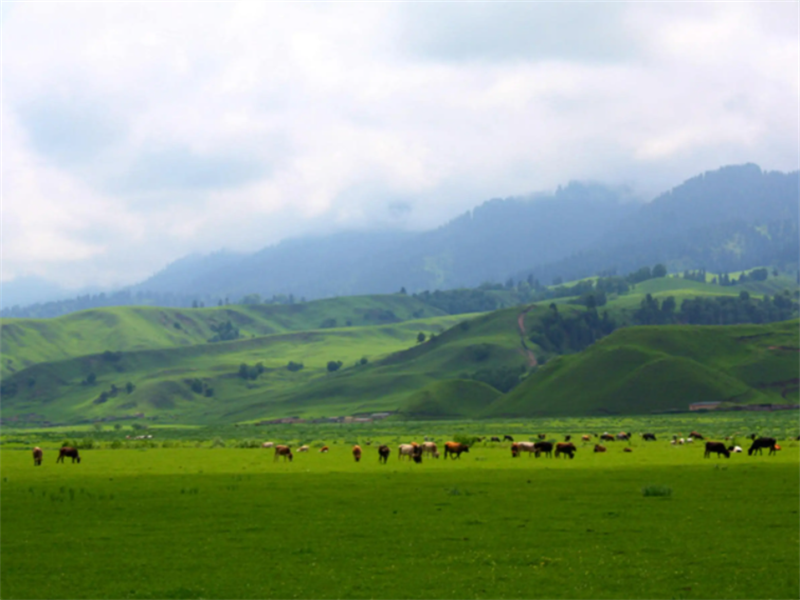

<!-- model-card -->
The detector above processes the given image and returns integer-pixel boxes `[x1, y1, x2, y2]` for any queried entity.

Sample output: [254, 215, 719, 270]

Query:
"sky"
[2, 2, 798, 291]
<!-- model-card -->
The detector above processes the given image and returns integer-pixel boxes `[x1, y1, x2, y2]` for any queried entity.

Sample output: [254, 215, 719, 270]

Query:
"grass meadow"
[2, 416, 798, 599]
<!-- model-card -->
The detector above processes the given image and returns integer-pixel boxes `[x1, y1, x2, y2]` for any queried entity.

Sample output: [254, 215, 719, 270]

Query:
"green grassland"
[2, 418, 798, 600]
[0, 295, 445, 377]
[1, 313, 475, 425]
[491, 320, 799, 417]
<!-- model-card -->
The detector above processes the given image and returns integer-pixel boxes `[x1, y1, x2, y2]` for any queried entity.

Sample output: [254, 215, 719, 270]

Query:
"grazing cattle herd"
[26, 432, 792, 469]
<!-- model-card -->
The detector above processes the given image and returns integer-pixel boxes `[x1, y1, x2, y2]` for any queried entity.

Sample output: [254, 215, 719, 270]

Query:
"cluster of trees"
[632, 291, 798, 326]
[189, 378, 215, 396]
[208, 321, 240, 343]
[529, 304, 618, 355]
[717, 267, 770, 286]
[92, 382, 135, 405]
[237, 363, 265, 381]
[286, 361, 304, 372]
[327, 361, 343, 372]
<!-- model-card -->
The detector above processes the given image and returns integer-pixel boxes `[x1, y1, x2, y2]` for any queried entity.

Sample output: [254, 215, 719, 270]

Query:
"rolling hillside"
[486, 320, 800, 417]
[0, 295, 446, 377]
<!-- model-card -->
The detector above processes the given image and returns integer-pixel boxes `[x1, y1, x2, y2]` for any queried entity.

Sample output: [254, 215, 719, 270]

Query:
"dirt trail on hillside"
[517, 306, 538, 367]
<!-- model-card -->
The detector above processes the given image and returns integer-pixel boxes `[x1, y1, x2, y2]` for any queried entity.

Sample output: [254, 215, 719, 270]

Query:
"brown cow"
[56, 447, 80, 463]
[599, 433, 615, 442]
[274, 445, 293, 462]
[378, 445, 390, 463]
[533, 441, 553, 458]
[593, 444, 606, 453]
[33, 447, 43, 466]
[412, 444, 424, 463]
[511, 442, 520, 457]
[319, 446, 329, 453]
[704, 441, 730, 458]
[352, 445, 362, 462]
[623, 447, 633, 453]
[537, 433, 547, 440]
[555, 442, 576, 459]
[582, 435, 591, 442]
[444, 441, 469, 459]
[689, 431, 705, 440]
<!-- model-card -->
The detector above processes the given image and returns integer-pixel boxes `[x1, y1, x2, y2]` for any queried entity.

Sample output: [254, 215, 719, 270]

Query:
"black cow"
[378, 445, 390, 463]
[704, 441, 730, 458]
[748, 437, 777, 456]
[642, 433, 657, 441]
[56, 447, 81, 464]
[533, 441, 553, 458]
[490, 436, 501, 442]
[555, 442, 576, 459]
[503, 435, 514, 442]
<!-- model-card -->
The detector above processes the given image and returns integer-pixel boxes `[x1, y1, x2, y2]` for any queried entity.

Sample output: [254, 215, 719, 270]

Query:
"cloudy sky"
[3, 2, 798, 291]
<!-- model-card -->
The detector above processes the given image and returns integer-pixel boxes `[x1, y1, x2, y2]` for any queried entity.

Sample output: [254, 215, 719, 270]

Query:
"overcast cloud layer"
[3, 2, 798, 289]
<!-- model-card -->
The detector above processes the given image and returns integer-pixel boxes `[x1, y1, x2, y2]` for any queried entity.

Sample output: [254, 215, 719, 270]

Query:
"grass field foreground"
[2, 427, 798, 599]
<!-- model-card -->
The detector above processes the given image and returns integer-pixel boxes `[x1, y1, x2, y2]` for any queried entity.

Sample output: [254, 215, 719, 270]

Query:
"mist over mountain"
[3, 163, 797, 319]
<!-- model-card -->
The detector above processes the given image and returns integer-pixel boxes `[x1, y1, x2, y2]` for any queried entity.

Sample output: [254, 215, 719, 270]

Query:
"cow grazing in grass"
[33, 447, 43, 466]
[412, 444, 425, 463]
[564, 435, 572, 442]
[503, 435, 514, 442]
[600, 433, 615, 442]
[319, 446, 329, 453]
[56, 447, 80, 464]
[582, 435, 591, 442]
[352, 445, 362, 462]
[274, 445, 293, 462]
[297, 445, 310, 453]
[642, 433, 656, 441]
[516, 441, 537, 457]
[704, 442, 730, 458]
[378, 445, 391, 463]
[728, 445, 743, 453]
[537, 433, 547, 440]
[533, 441, 553, 458]
[262, 442, 275, 449]
[748, 437, 778, 456]
[594, 444, 607, 453]
[555, 442, 576, 459]
[398, 444, 418, 461]
[690, 431, 704, 440]
[623, 447, 633, 453]
[490, 436, 501, 442]
[616, 432, 631, 441]
[444, 442, 470, 459]
[422, 442, 438, 458]
[511, 443, 520, 457]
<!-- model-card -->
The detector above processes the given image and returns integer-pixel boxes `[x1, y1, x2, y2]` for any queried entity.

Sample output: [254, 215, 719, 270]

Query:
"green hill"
[0, 295, 446, 377]
[397, 379, 501, 419]
[485, 320, 799, 417]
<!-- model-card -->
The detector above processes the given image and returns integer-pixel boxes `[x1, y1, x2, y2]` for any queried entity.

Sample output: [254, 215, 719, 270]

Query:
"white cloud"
[2, 2, 797, 289]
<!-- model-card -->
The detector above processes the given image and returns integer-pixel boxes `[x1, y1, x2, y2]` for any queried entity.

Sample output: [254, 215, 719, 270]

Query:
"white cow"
[422, 442, 438, 458]
[516, 441, 537, 456]
[262, 442, 275, 449]
[398, 444, 417, 460]
[297, 445, 310, 452]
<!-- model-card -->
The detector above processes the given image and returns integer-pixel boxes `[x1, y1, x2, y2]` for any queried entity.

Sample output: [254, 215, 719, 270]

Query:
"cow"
[555, 442, 576, 459]
[727, 445, 743, 453]
[537, 433, 547, 440]
[516, 441, 537, 457]
[297, 445, 310, 453]
[503, 435, 514, 442]
[582, 435, 591, 442]
[412, 444, 425, 464]
[32, 447, 43, 466]
[422, 441, 438, 458]
[564, 435, 572, 442]
[398, 444, 417, 461]
[511, 442, 520, 457]
[616, 432, 631, 441]
[748, 437, 778, 456]
[704, 441, 730, 458]
[56, 447, 80, 464]
[689, 431, 704, 440]
[533, 441, 553, 458]
[352, 445, 362, 462]
[490, 437, 501, 442]
[262, 442, 275, 449]
[594, 444, 607, 453]
[378, 445, 391, 463]
[319, 446, 329, 453]
[600, 433, 615, 442]
[642, 433, 657, 441]
[623, 447, 633, 453]
[444, 442, 470, 459]
[274, 445, 293, 462]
